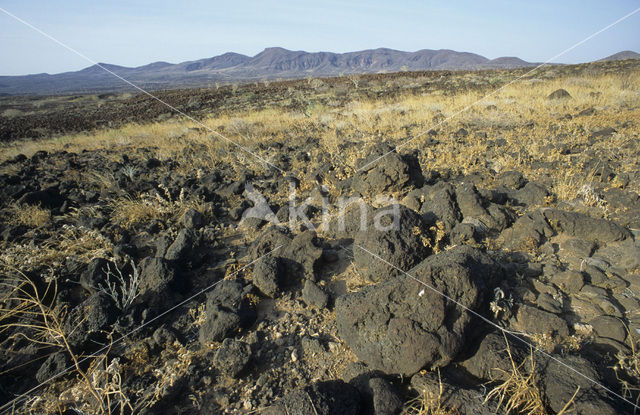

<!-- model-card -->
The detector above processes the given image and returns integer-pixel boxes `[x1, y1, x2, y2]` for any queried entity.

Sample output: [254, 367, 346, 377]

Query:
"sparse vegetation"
[0, 264, 132, 414]
[483, 337, 579, 415]
[0, 59, 639, 413]
[98, 261, 141, 311]
[402, 371, 458, 415]
[2, 65, 638, 203]
[110, 185, 209, 229]
[4, 203, 51, 227]
[0, 224, 114, 271]
[484, 341, 547, 415]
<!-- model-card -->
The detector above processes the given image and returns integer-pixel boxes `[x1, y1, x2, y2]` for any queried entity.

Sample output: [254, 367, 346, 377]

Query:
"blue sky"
[0, 0, 639, 75]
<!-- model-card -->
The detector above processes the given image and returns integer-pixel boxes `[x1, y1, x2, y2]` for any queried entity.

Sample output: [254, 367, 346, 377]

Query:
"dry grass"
[0, 65, 637, 413]
[484, 342, 546, 415]
[614, 324, 640, 407]
[0, 264, 132, 414]
[109, 185, 210, 229]
[402, 371, 459, 415]
[0, 224, 114, 272]
[4, 203, 51, 228]
[1, 72, 637, 203]
[484, 336, 580, 415]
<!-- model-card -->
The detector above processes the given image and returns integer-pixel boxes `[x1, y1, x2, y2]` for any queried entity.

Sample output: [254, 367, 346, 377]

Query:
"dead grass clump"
[0, 224, 114, 272]
[5, 203, 51, 228]
[484, 337, 579, 415]
[0, 264, 132, 414]
[613, 324, 640, 407]
[402, 371, 458, 415]
[484, 339, 546, 415]
[110, 185, 209, 229]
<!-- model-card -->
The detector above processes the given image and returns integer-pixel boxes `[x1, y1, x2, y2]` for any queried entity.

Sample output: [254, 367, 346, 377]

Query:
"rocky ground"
[1, 61, 640, 414]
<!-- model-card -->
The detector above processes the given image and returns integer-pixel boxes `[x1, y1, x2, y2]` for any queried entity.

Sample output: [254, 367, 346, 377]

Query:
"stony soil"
[1, 60, 640, 414]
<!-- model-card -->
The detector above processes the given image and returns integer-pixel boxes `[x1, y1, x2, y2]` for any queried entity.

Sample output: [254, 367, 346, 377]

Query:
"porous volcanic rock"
[199, 280, 256, 345]
[353, 204, 430, 283]
[263, 380, 361, 415]
[337, 246, 501, 376]
[353, 143, 423, 196]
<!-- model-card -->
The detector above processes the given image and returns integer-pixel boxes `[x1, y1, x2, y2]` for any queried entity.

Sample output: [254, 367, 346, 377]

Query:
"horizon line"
[2, 46, 638, 77]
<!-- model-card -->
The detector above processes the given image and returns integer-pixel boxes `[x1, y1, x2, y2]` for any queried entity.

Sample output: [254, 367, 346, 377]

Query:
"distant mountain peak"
[599, 50, 640, 61]
[2, 48, 636, 95]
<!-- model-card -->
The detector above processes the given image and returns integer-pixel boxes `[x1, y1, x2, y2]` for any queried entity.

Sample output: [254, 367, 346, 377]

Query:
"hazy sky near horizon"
[0, 0, 639, 75]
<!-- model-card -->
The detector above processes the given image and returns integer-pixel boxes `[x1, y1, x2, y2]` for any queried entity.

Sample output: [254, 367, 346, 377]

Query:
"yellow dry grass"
[484, 336, 580, 415]
[402, 370, 459, 415]
[0, 66, 637, 415]
[1, 71, 637, 205]
[5, 203, 51, 228]
[0, 264, 133, 414]
[109, 186, 210, 229]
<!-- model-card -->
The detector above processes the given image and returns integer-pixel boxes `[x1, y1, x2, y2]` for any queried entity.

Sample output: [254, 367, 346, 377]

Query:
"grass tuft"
[5, 203, 51, 228]
[402, 370, 459, 415]
[110, 185, 210, 229]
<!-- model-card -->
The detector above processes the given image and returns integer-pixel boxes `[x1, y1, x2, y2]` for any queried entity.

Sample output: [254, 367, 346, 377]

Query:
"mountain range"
[1, 48, 638, 96]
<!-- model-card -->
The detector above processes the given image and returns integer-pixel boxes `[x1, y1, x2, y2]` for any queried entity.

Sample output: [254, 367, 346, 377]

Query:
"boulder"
[79, 258, 113, 293]
[18, 186, 64, 209]
[337, 246, 500, 376]
[496, 170, 527, 189]
[302, 280, 329, 309]
[513, 304, 569, 337]
[165, 228, 197, 263]
[199, 280, 256, 345]
[500, 210, 553, 250]
[65, 293, 119, 351]
[404, 182, 461, 232]
[547, 89, 572, 100]
[213, 338, 252, 378]
[542, 208, 630, 243]
[460, 331, 528, 381]
[353, 144, 423, 196]
[252, 256, 284, 298]
[248, 227, 324, 281]
[353, 205, 430, 283]
[137, 257, 180, 306]
[539, 355, 618, 414]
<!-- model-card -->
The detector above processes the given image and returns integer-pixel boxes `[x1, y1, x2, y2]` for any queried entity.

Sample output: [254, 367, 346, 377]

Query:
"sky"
[0, 0, 639, 76]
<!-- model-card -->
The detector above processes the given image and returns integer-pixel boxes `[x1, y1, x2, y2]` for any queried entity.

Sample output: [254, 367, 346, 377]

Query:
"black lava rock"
[213, 338, 252, 378]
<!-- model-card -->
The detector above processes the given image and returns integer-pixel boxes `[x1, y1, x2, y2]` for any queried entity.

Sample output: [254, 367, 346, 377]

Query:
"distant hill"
[599, 50, 640, 61]
[0, 47, 635, 95]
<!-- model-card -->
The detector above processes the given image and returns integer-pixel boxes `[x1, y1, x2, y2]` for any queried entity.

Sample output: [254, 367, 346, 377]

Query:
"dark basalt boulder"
[337, 246, 501, 376]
